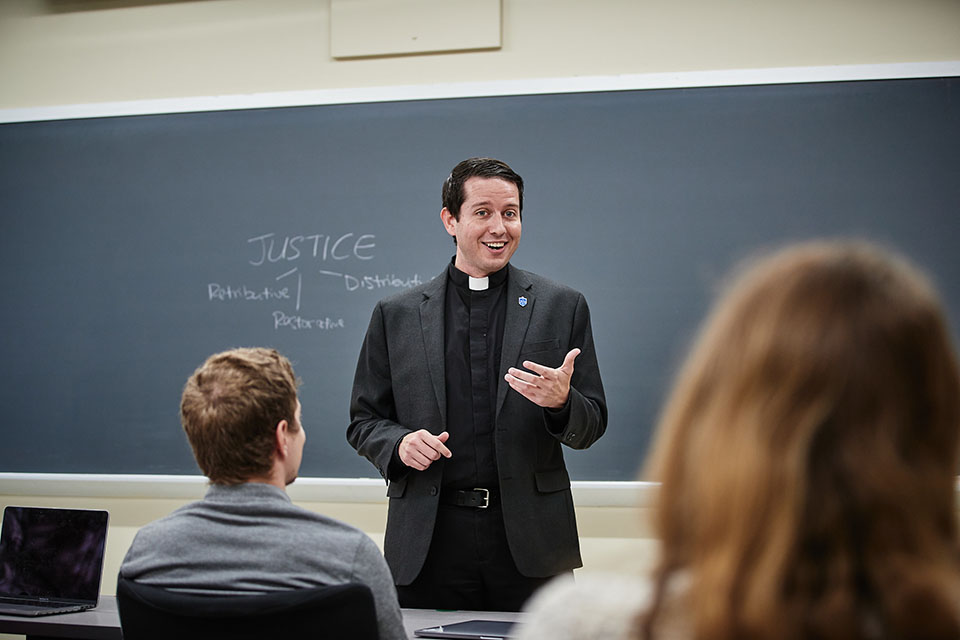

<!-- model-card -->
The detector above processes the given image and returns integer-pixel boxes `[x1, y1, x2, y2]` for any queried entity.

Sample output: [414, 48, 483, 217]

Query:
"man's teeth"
[485, 242, 505, 249]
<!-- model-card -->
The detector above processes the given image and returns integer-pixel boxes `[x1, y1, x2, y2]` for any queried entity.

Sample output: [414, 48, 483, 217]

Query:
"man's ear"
[275, 419, 290, 456]
[440, 207, 458, 237]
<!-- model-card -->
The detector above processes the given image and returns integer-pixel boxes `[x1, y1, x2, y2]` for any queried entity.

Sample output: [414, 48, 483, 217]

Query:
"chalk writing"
[273, 311, 346, 331]
[204, 232, 403, 331]
[319, 270, 423, 292]
[276, 268, 303, 311]
[209, 284, 291, 302]
[248, 232, 376, 266]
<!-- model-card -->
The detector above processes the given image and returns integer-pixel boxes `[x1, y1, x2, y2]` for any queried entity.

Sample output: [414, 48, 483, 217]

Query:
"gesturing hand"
[504, 348, 580, 409]
[399, 429, 452, 471]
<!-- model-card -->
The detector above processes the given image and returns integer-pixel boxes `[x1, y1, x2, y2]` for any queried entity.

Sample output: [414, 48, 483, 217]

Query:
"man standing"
[121, 347, 405, 640]
[348, 158, 607, 611]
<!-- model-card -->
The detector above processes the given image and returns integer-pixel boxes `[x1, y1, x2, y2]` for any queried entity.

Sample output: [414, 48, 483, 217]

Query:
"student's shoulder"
[519, 573, 653, 640]
[287, 502, 377, 546]
[125, 500, 204, 547]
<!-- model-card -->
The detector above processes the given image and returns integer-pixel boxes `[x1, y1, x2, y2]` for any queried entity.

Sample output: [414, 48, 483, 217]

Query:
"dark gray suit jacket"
[347, 264, 607, 585]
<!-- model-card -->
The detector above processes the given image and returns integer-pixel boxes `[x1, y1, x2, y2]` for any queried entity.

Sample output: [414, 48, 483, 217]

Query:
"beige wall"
[1, 0, 959, 110]
[0, 1, 958, 618]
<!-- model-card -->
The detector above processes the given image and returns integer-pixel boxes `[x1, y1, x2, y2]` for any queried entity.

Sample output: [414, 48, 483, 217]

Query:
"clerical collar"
[469, 276, 489, 291]
[448, 259, 508, 292]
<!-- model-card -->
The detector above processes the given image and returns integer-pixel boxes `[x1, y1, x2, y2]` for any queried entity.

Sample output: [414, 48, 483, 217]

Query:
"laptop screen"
[0, 506, 108, 603]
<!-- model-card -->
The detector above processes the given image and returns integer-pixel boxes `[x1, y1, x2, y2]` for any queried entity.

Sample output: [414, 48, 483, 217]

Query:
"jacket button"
[429, 486, 438, 496]
[566, 433, 576, 440]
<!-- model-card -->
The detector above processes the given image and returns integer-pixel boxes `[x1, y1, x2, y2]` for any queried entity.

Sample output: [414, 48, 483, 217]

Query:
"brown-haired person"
[120, 347, 405, 640]
[518, 241, 960, 640]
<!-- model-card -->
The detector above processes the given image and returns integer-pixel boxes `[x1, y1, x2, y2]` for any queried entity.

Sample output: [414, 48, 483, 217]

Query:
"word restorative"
[209, 284, 290, 302]
[319, 270, 423, 292]
[273, 311, 346, 331]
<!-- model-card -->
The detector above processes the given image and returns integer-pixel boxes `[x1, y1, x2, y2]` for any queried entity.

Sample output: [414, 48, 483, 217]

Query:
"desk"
[0, 596, 524, 639]
[0, 597, 120, 640]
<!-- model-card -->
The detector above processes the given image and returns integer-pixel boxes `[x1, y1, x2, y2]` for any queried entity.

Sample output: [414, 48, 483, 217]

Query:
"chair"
[116, 576, 380, 640]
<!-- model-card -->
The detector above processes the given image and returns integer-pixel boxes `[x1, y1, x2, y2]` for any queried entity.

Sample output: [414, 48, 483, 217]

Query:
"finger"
[506, 375, 540, 401]
[400, 434, 430, 465]
[433, 431, 452, 458]
[414, 450, 435, 467]
[401, 449, 428, 470]
[418, 444, 441, 461]
[505, 372, 540, 390]
[559, 348, 581, 373]
[507, 367, 542, 383]
[520, 360, 551, 377]
[430, 437, 453, 458]
[416, 430, 451, 459]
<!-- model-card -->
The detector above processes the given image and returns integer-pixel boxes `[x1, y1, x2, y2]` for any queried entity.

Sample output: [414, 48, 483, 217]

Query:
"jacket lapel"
[420, 269, 448, 426]
[496, 265, 534, 418]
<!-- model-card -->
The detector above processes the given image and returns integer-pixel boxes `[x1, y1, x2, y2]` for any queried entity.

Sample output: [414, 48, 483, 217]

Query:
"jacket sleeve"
[346, 301, 412, 480]
[545, 292, 607, 450]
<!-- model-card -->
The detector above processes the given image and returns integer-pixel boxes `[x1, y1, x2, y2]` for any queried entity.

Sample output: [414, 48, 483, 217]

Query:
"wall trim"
[0, 473, 654, 507]
[1, 61, 957, 124]
[5, 473, 958, 508]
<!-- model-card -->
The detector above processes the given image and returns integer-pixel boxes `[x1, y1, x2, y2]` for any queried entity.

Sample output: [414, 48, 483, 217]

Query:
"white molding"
[0, 473, 653, 507]
[4, 474, 957, 508]
[1, 62, 957, 124]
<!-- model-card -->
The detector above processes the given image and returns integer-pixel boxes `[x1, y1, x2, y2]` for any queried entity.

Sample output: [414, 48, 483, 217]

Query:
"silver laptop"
[415, 619, 518, 639]
[0, 506, 108, 617]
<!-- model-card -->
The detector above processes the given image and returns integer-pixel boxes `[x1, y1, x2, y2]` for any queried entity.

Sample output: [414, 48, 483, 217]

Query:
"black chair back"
[116, 576, 380, 640]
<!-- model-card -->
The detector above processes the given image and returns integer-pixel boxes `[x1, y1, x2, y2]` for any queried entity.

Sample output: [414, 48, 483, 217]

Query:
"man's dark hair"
[441, 157, 524, 220]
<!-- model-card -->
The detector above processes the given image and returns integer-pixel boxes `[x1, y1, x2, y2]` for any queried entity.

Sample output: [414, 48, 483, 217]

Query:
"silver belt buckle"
[473, 487, 490, 509]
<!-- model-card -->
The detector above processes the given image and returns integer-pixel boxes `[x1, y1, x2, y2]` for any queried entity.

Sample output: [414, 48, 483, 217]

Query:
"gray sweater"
[120, 482, 405, 640]
[518, 573, 691, 640]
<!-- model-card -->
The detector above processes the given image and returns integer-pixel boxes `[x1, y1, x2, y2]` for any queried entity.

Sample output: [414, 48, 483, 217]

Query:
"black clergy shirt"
[442, 261, 508, 491]
[386, 260, 573, 481]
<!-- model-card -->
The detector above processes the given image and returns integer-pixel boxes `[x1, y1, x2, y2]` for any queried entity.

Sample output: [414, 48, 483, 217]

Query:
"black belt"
[439, 487, 498, 509]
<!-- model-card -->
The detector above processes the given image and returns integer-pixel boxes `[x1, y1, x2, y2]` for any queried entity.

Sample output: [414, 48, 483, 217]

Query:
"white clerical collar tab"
[468, 276, 489, 291]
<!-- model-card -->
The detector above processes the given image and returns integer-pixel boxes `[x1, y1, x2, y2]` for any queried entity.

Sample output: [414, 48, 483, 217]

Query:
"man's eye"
[475, 209, 488, 216]
[504, 210, 517, 218]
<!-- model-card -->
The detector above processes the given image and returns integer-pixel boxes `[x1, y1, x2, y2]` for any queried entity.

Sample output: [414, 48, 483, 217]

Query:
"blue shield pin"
[518, 296, 528, 307]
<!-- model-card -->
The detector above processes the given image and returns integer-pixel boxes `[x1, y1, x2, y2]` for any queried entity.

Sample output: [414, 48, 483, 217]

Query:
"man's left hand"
[505, 348, 580, 409]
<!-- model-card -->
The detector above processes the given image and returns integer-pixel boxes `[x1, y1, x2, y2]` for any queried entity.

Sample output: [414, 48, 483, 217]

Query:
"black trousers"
[396, 501, 561, 611]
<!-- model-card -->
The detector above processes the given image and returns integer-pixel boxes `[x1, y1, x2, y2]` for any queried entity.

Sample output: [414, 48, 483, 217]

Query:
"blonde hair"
[180, 347, 299, 485]
[643, 241, 960, 639]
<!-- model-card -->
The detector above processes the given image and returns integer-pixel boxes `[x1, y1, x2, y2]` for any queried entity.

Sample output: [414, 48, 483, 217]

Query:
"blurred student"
[120, 347, 405, 640]
[519, 241, 960, 640]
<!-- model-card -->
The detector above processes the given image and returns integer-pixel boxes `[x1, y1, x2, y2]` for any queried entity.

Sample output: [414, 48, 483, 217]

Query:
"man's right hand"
[398, 430, 452, 471]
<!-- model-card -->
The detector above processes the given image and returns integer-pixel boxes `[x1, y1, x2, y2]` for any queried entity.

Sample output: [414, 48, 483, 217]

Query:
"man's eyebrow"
[466, 199, 520, 210]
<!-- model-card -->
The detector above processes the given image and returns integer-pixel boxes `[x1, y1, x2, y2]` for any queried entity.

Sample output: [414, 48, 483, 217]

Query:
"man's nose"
[489, 213, 507, 234]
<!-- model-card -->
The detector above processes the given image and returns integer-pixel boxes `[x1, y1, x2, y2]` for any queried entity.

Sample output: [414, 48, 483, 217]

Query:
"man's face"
[441, 176, 522, 278]
[285, 399, 306, 486]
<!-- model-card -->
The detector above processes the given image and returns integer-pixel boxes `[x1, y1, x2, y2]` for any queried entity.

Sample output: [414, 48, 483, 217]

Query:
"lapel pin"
[518, 296, 528, 307]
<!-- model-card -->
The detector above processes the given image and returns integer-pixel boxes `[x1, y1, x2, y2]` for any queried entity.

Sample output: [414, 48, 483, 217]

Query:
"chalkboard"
[1, 76, 957, 481]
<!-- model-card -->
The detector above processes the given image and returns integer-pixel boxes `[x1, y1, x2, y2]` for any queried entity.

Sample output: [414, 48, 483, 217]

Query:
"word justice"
[248, 232, 376, 266]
